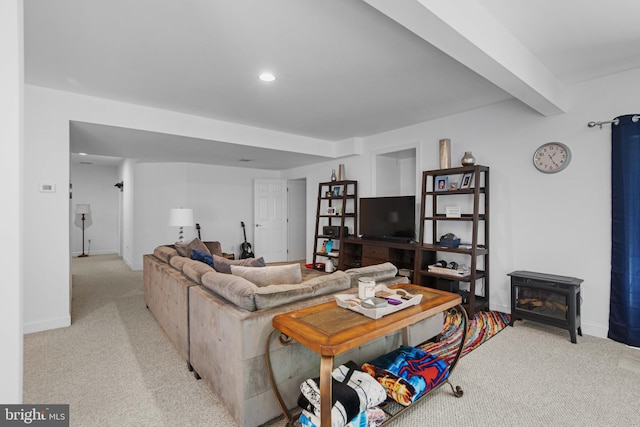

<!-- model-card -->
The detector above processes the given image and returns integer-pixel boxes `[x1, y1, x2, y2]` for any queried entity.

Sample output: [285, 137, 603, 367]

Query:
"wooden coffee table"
[266, 284, 466, 427]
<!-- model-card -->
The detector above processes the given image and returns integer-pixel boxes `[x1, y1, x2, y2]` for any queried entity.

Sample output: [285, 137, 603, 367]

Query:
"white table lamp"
[169, 208, 194, 242]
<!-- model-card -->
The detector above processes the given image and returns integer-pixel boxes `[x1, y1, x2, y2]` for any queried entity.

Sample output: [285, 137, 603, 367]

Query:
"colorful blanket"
[419, 309, 511, 364]
[362, 345, 449, 406]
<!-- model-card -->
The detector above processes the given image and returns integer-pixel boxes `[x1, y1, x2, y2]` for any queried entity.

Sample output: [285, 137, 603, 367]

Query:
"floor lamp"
[169, 208, 194, 242]
[76, 203, 91, 257]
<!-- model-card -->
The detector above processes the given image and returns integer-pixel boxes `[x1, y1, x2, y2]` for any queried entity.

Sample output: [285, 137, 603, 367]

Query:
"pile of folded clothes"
[298, 361, 387, 427]
[297, 346, 449, 427]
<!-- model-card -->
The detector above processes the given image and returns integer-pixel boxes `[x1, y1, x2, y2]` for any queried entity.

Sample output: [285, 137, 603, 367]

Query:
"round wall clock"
[533, 142, 572, 173]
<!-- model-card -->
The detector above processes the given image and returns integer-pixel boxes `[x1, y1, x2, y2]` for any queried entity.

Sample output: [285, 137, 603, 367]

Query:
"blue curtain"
[609, 114, 640, 347]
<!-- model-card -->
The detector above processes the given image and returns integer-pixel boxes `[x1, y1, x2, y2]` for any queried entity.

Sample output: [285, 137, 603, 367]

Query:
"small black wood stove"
[508, 270, 583, 343]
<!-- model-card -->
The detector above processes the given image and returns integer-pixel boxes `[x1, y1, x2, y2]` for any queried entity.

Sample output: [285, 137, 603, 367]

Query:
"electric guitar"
[240, 221, 255, 259]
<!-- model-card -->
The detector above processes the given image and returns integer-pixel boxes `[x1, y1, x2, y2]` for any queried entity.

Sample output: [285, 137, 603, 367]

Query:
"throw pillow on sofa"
[191, 249, 214, 267]
[211, 254, 265, 274]
[230, 263, 302, 287]
[175, 237, 210, 258]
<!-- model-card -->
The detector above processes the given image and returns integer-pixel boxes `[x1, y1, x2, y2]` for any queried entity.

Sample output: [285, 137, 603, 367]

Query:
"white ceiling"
[24, 0, 640, 169]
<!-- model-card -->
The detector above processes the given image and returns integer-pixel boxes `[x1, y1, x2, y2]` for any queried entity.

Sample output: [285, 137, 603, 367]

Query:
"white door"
[287, 179, 306, 261]
[254, 179, 288, 263]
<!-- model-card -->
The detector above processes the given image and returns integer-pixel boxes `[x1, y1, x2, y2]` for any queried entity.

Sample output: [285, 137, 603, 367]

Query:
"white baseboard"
[581, 321, 608, 339]
[24, 315, 71, 334]
[71, 249, 118, 257]
[489, 302, 511, 313]
[122, 256, 137, 270]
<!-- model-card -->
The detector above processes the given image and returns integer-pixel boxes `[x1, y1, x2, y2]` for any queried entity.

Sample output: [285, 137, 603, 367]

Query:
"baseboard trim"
[123, 256, 139, 271]
[581, 321, 608, 339]
[24, 315, 71, 334]
[71, 249, 118, 257]
[489, 302, 511, 314]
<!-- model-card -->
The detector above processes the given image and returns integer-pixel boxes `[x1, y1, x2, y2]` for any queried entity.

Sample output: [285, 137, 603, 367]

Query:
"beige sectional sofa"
[143, 242, 443, 427]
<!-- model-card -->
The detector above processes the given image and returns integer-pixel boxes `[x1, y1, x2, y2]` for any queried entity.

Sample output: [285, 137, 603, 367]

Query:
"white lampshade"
[169, 208, 194, 227]
[76, 203, 91, 215]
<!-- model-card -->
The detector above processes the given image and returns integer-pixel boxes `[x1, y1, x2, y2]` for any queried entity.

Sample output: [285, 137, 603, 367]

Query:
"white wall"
[375, 155, 401, 196]
[120, 159, 136, 267]
[23, 85, 324, 332]
[130, 162, 279, 270]
[284, 155, 371, 262]
[23, 62, 640, 340]
[282, 67, 640, 338]
[399, 156, 416, 196]
[287, 179, 307, 261]
[70, 163, 120, 255]
[0, 0, 23, 403]
[373, 150, 417, 197]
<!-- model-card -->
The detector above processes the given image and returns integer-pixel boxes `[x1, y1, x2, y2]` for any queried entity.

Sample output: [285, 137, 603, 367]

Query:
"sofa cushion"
[169, 255, 190, 271]
[203, 241, 223, 257]
[201, 271, 257, 311]
[345, 262, 399, 287]
[230, 263, 302, 287]
[200, 268, 351, 312]
[183, 259, 215, 285]
[253, 270, 351, 310]
[305, 270, 351, 295]
[253, 284, 314, 310]
[211, 254, 266, 274]
[175, 238, 210, 258]
[153, 245, 178, 264]
[191, 249, 214, 267]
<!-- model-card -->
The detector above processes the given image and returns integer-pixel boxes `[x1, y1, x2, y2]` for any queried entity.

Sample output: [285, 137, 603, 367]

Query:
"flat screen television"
[359, 196, 416, 242]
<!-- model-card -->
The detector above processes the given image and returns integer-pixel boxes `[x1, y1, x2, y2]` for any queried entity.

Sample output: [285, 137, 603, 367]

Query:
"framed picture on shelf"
[435, 176, 448, 191]
[460, 172, 474, 189]
[331, 186, 341, 197]
[327, 206, 337, 215]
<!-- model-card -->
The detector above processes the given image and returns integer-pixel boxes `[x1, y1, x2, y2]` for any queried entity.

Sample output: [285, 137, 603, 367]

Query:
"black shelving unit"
[312, 180, 358, 268]
[415, 165, 490, 314]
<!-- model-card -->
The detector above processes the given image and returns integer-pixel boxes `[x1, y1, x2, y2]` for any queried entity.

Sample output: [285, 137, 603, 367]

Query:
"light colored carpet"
[24, 254, 640, 426]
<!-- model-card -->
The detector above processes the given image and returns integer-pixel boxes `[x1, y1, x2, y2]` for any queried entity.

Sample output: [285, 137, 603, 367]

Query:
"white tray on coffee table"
[334, 284, 422, 319]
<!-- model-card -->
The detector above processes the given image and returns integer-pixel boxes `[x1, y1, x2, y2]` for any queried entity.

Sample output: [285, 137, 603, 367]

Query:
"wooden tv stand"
[338, 237, 416, 273]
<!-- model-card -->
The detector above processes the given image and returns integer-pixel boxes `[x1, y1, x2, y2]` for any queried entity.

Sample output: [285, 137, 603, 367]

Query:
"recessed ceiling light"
[78, 152, 88, 156]
[259, 72, 276, 82]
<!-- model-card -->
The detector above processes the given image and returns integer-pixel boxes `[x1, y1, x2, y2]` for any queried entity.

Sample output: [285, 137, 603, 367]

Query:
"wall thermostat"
[39, 183, 56, 193]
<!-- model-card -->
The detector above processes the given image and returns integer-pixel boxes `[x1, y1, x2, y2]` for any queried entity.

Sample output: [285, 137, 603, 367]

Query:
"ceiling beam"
[363, 0, 566, 115]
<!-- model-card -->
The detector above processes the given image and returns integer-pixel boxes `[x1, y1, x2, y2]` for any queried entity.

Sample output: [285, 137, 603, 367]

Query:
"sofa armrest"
[153, 245, 178, 263]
